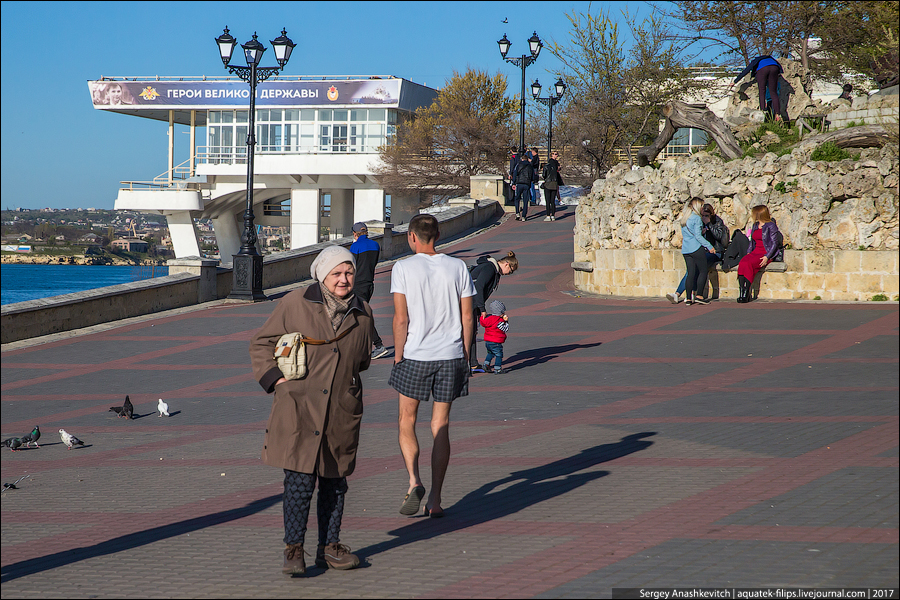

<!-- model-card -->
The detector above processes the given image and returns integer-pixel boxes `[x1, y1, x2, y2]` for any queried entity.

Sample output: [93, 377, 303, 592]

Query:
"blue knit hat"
[489, 300, 506, 316]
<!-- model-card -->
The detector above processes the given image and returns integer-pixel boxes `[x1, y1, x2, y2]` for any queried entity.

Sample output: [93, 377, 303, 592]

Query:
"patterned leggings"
[283, 470, 347, 547]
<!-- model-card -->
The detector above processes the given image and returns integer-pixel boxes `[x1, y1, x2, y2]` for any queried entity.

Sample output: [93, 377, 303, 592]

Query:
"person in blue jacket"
[350, 222, 389, 359]
[729, 55, 785, 121]
[678, 198, 717, 305]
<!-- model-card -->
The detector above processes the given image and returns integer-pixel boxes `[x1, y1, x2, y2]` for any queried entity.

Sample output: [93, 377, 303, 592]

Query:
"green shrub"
[814, 295, 822, 300]
[870, 294, 889, 301]
[811, 141, 852, 161]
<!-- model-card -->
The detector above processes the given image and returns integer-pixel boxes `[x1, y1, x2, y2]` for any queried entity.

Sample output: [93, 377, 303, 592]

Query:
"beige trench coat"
[249, 283, 373, 477]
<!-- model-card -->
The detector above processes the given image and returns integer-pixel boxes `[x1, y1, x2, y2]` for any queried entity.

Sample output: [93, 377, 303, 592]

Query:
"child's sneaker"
[493, 368, 504, 374]
[482, 362, 491, 373]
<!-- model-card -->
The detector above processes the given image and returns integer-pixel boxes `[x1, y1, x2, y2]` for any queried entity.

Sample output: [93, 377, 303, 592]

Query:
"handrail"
[153, 157, 195, 185]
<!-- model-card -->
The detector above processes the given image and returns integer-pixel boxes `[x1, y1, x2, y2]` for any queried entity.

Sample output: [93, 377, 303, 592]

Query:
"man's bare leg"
[427, 401, 452, 513]
[398, 393, 422, 494]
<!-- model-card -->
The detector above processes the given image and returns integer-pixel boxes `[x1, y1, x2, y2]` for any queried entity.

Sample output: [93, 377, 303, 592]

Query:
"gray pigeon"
[157, 398, 170, 417]
[123, 395, 134, 420]
[21, 425, 41, 448]
[109, 406, 125, 417]
[3, 437, 23, 452]
[59, 429, 85, 450]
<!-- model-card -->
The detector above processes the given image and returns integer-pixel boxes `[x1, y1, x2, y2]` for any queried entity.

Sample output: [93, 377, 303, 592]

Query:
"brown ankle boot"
[316, 543, 360, 570]
[283, 544, 306, 575]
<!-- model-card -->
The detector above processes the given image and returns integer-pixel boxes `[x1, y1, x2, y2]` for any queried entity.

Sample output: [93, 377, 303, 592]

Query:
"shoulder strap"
[301, 328, 353, 345]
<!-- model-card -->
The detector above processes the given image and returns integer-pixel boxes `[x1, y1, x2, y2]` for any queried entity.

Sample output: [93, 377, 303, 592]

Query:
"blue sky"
[1, 1, 656, 210]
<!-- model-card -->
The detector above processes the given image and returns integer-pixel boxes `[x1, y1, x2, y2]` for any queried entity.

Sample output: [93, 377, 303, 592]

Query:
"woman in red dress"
[737, 205, 782, 303]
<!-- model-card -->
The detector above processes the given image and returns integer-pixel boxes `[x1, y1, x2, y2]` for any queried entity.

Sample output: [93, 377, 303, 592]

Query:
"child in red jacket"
[480, 300, 509, 374]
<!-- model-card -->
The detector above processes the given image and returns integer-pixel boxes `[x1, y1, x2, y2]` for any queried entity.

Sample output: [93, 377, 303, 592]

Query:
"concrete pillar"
[168, 110, 175, 185]
[290, 188, 320, 249]
[329, 189, 353, 238]
[167, 257, 219, 302]
[164, 211, 202, 258]
[212, 214, 241, 264]
[353, 188, 385, 223]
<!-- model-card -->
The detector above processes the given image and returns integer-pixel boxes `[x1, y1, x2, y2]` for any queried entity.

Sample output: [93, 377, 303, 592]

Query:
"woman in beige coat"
[250, 245, 373, 575]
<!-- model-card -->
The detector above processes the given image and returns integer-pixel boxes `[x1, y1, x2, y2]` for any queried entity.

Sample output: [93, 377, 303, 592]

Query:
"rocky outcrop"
[576, 145, 899, 255]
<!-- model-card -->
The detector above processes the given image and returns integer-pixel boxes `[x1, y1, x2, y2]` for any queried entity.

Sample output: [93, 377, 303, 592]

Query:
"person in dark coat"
[468, 251, 518, 372]
[250, 245, 373, 575]
[728, 55, 785, 121]
[350, 222, 388, 359]
[512, 154, 535, 221]
[541, 151, 564, 221]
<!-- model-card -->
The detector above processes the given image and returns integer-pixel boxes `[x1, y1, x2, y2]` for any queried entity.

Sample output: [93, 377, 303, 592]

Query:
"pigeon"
[157, 398, 170, 417]
[2, 475, 30, 492]
[2, 437, 23, 452]
[110, 396, 134, 419]
[21, 425, 41, 448]
[59, 428, 85, 450]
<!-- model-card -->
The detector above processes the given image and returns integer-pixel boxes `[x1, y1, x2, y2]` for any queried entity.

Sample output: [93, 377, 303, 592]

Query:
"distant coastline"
[1, 253, 165, 266]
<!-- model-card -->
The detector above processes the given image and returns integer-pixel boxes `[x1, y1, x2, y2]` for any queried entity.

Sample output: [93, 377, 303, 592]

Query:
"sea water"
[1, 264, 169, 306]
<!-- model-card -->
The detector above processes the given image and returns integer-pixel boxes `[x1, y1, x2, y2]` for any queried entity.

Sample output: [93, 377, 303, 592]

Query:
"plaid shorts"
[388, 357, 470, 403]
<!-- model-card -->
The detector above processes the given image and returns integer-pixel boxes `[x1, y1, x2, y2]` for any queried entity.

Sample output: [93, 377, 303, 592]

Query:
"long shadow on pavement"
[1, 494, 283, 583]
[504, 342, 603, 372]
[356, 432, 655, 562]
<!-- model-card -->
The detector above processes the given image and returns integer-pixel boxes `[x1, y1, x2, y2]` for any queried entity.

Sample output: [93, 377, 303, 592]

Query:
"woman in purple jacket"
[737, 205, 783, 303]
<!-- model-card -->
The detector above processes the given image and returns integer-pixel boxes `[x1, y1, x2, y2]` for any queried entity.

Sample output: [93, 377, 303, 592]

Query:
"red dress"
[737, 228, 767, 281]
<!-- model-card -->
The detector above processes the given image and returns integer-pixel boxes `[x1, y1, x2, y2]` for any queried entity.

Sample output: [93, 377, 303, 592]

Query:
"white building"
[90, 76, 437, 261]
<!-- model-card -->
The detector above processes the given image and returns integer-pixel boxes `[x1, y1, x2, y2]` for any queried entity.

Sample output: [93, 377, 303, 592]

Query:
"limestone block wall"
[827, 86, 899, 129]
[576, 248, 898, 301]
[574, 141, 899, 301]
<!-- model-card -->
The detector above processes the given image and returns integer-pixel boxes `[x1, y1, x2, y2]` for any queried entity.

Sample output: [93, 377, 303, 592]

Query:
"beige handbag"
[274, 329, 352, 380]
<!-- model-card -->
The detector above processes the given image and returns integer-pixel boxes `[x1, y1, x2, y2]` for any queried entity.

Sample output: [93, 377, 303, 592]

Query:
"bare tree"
[376, 68, 516, 201]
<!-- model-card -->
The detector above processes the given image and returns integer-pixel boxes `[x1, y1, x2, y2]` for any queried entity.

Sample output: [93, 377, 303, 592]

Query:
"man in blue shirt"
[351, 222, 389, 359]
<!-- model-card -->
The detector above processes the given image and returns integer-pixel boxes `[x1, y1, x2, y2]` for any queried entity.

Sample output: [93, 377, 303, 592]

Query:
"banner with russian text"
[88, 79, 401, 108]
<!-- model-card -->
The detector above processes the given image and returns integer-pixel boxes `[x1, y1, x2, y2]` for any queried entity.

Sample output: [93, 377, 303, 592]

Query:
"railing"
[153, 157, 194, 185]
[196, 144, 382, 165]
[120, 157, 201, 192]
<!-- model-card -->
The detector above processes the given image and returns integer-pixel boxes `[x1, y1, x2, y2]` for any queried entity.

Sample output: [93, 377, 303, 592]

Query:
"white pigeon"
[157, 398, 170, 417]
[58, 428, 85, 450]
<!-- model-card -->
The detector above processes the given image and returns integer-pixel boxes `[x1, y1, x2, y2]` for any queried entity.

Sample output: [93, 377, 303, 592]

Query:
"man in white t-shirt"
[389, 214, 475, 518]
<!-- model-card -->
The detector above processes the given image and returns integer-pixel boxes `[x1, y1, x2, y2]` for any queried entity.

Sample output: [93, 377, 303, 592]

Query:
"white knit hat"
[310, 245, 355, 283]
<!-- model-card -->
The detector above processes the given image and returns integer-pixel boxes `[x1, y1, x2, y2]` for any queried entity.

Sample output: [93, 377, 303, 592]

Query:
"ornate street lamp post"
[498, 32, 542, 154]
[531, 77, 566, 155]
[215, 27, 295, 301]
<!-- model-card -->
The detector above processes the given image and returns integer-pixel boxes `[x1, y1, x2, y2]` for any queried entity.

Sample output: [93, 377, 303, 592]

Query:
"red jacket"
[479, 314, 508, 343]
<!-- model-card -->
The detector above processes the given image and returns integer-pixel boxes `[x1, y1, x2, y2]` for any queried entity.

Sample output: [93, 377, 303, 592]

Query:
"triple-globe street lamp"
[497, 32, 542, 154]
[215, 26, 295, 301]
[531, 77, 567, 156]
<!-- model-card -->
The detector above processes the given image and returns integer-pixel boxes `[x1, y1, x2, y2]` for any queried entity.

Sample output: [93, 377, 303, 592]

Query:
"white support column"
[164, 211, 202, 258]
[212, 214, 242, 264]
[290, 188, 320, 249]
[329, 189, 353, 238]
[190, 110, 196, 177]
[168, 110, 175, 185]
[353, 188, 385, 223]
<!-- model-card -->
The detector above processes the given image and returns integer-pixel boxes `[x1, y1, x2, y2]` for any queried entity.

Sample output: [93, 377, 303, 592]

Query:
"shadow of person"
[1, 494, 283, 583]
[354, 432, 656, 563]
[504, 342, 603, 372]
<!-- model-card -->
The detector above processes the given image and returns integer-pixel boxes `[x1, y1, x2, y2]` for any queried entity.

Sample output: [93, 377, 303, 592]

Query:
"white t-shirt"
[390, 253, 476, 361]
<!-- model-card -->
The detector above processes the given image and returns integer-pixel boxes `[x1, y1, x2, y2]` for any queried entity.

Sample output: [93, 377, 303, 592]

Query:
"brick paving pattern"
[2, 206, 897, 598]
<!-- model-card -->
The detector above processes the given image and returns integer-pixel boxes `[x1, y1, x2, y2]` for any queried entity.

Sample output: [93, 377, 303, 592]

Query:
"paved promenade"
[2, 205, 897, 598]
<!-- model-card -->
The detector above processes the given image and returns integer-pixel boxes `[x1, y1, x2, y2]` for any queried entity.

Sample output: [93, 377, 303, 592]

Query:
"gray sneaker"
[666, 293, 681, 305]
[371, 345, 389, 359]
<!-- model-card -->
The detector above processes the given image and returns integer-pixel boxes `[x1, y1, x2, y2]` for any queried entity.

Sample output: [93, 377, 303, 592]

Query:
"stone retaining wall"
[575, 248, 898, 301]
[574, 141, 899, 301]
[2, 198, 502, 344]
[827, 86, 899, 129]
